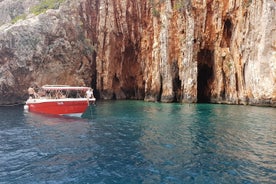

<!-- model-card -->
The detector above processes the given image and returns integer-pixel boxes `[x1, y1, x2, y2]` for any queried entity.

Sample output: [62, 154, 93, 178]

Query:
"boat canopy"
[41, 85, 90, 91]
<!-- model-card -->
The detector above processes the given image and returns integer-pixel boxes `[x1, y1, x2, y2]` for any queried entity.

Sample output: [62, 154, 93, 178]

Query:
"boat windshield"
[35, 85, 89, 99]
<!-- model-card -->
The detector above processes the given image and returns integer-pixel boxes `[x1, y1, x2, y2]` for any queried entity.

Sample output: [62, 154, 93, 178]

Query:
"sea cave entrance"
[197, 49, 214, 103]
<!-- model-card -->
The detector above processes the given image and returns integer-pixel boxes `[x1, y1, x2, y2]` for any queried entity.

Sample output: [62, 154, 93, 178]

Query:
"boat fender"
[24, 105, 29, 111]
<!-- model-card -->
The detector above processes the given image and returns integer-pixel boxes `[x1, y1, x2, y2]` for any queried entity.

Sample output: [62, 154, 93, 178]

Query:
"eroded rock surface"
[0, 0, 275, 106]
[0, 0, 94, 104]
[89, 0, 276, 106]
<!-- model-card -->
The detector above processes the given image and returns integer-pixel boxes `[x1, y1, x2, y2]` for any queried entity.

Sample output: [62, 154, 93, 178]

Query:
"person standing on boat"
[28, 87, 37, 99]
[86, 88, 94, 104]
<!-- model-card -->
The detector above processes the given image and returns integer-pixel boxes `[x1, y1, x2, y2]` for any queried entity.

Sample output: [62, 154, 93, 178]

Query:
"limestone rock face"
[0, 0, 95, 104]
[0, 0, 275, 106]
[88, 0, 276, 106]
[0, 0, 40, 26]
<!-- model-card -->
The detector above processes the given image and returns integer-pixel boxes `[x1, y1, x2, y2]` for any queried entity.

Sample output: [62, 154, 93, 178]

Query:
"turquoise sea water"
[0, 101, 275, 183]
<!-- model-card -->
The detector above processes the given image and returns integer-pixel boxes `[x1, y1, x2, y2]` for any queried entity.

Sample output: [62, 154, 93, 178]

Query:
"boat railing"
[30, 87, 87, 100]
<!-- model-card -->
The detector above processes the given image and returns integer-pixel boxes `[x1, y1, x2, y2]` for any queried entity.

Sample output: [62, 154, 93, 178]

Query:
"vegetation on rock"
[30, 0, 66, 15]
[11, 0, 66, 24]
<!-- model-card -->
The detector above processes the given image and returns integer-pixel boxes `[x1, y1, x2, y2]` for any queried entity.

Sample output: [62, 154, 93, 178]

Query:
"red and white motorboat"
[24, 85, 96, 115]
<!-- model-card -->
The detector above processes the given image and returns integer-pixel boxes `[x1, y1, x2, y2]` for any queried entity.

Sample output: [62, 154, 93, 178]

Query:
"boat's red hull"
[26, 99, 94, 115]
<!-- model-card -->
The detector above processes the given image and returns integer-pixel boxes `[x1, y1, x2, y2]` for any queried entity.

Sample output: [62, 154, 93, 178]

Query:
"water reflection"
[0, 102, 275, 183]
[138, 103, 276, 183]
[18, 111, 96, 182]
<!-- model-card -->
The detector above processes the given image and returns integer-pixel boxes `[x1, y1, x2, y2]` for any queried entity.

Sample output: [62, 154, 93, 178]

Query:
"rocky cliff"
[0, 0, 275, 106]
[0, 0, 94, 104]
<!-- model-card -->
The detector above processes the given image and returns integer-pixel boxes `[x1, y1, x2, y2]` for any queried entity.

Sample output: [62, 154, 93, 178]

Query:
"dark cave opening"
[112, 74, 120, 100]
[172, 61, 182, 102]
[173, 76, 182, 102]
[197, 49, 214, 103]
[221, 19, 233, 48]
[157, 75, 163, 102]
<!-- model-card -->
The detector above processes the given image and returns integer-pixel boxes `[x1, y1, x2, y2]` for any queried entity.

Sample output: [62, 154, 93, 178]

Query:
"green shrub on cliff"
[10, 0, 66, 24]
[174, 0, 191, 12]
[31, 0, 66, 15]
[11, 14, 27, 24]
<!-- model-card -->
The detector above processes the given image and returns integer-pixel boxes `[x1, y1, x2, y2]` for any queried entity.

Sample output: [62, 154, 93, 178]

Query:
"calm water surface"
[0, 101, 275, 184]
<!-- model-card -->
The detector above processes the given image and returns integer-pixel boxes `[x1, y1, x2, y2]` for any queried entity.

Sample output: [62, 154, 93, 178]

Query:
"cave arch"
[221, 19, 233, 48]
[197, 49, 214, 103]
